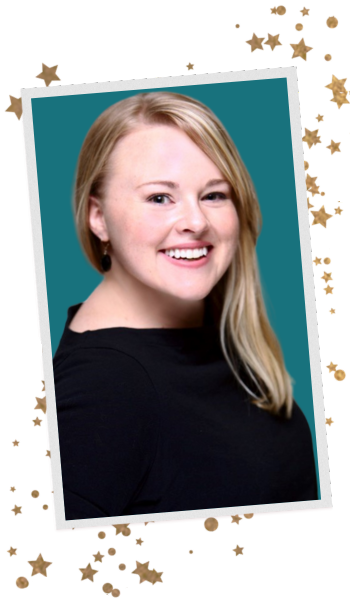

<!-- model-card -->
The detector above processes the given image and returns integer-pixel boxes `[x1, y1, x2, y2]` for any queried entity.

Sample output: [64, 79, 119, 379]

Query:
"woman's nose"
[180, 201, 208, 226]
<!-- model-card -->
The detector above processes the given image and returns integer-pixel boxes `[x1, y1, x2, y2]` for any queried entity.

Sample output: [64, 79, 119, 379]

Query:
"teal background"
[31, 78, 320, 500]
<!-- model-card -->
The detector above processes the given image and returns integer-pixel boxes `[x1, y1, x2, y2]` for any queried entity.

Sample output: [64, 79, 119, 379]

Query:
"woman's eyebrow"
[136, 178, 229, 189]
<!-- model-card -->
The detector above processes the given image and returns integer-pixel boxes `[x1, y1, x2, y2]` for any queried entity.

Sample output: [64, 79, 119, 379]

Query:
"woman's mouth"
[160, 246, 214, 269]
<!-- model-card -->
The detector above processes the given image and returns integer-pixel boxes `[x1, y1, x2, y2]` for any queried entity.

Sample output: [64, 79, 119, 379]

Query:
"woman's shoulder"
[53, 345, 159, 413]
[68, 300, 128, 333]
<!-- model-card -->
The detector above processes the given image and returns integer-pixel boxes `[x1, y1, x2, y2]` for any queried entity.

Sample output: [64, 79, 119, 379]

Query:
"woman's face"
[90, 124, 240, 302]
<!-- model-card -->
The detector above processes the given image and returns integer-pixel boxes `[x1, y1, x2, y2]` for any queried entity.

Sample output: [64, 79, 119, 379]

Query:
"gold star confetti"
[330, 308, 335, 314]
[134, 535, 146, 548]
[10, 486, 16, 492]
[244, 513, 254, 519]
[324, 360, 349, 383]
[229, 515, 244, 527]
[36, 64, 60, 87]
[302, 128, 321, 148]
[12, 440, 19, 446]
[10, 503, 23, 517]
[5, 544, 18, 558]
[312, 254, 332, 267]
[269, 4, 288, 19]
[91, 549, 106, 565]
[231, 544, 245, 558]
[28, 553, 52, 576]
[42, 380, 45, 391]
[305, 166, 327, 198]
[265, 32, 284, 54]
[318, 270, 334, 284]
[326, 417, 334, 425]
[185, 60, 196, 73]
[31, 415, 44, 429]
[322, 73, 350, 110]
[290, 38, 312, 60]
[308, 200, 345, 231]
[307, 198, 314, 209]
[5, 96, 22, 120]
[298, 4, 311, 19]
[46, 450, 51, 457]
[132, 561, 161, 584]
[113, 524, 132, 539]
[324, 285, 333, 295]
[324, 138, 343, 156]
[77, 560, 101, 583]
[33, 396, 46, 416]
[243, 31, 266, 54]
[327, 16, 338, 28]
[314, 112, 326, 125]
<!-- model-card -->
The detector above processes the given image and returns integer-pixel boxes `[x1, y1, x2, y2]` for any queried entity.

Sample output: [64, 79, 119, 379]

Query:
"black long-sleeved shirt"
[53, 303, 318, 520]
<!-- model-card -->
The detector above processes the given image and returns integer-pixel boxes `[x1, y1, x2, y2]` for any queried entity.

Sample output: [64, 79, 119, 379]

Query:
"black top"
[53, 302, 318, 520]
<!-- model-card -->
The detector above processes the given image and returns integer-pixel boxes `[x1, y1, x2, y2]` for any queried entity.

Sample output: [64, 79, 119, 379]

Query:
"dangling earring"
[101, 241, 112, 272]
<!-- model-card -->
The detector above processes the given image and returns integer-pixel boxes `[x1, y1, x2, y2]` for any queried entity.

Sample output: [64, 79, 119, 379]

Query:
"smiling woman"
[53, 91, 318, 521]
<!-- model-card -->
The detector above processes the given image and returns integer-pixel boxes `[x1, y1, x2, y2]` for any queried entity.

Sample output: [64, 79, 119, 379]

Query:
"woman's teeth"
[165, 248, 208, 260]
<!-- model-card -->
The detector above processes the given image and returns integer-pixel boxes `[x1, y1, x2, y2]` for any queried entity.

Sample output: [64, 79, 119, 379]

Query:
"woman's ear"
[88, 195, 109, 242]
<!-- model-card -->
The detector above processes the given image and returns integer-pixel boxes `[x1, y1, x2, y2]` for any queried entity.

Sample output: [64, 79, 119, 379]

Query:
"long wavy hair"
[73, 91, 295, 419]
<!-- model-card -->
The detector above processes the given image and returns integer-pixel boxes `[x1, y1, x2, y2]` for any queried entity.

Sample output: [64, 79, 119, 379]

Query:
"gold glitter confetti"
[324, 360, 349, 383]
[119, 563, 126, 570]
[235, 24, 240, 28]
[12, 440, 19, 446]
[113, 524, 131, 536]
[304, 161, 309, 169]
[29, 488, 41, 500]
[244, 514, 254, 519]
[316, 114, 324, 122]
[313, 257, 322, 266]
[330, 308, 335, 314]
[334, 207, 343, 215]
[33, 417, 42, 426]
[324, 15, 340, 31]
[233, 545, 244, 556]
[132, 561, 151, 584]
[327, 140, 341, 154]
[101, 581, 122, 598]
[8, 547, 17, 556]
[186, 62, 194, 70]
[98, 531, 106, 539]
[12, 505, 22, 516]
[321, 192, 325, 196]
[269, 4, 288, 19]
[331, 92, 349, 109]
[46, 450, 51, 457]
[311, 206, 333, 227]
[321, 272, 332, 283]
[93, 552, 104, 562]
[326, 418, 334, 425]
[43, 504, 48, 510]
[136, 538, 143, 546]
[322, 52, 334, 64]
[325, 75, 347, 94]
[189, 550, 193, 554]
[307, 198, 314, 209]
[13, 575, 30, 592]
[293, 21, 305, 33]
[231, 515, 242, 524]
[204, 518, 219, 531]
[108, 548, 116, 556]
[300, 8, 309, 17]
[148, 569, 163, 585]
[10, 486, 16, 492]
[324, 285, 333, 295]
[42, 380, 45, 391]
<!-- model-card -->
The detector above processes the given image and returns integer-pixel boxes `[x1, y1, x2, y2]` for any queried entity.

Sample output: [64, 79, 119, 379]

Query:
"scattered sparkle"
[204, 518, 219, 531]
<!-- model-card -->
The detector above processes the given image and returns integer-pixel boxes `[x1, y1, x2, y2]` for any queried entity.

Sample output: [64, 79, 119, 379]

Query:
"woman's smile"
[160, 246, 214, 269]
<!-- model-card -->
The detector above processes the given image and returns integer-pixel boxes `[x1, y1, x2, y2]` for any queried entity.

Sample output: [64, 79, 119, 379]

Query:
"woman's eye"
[148, 194, 168, 204]
[206, 192, 226, 200]
[148, 192, 226, 204]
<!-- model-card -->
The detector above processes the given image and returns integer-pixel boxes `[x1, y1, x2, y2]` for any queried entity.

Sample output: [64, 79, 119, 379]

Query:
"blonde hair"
[73, 91, 295, 418]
